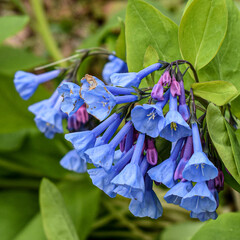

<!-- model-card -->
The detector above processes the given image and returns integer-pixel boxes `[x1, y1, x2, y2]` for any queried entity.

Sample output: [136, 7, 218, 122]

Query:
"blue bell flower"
[148, 138, 184, 188]
[65, 113, 120, 157]
[182, 123, 218, 182]
[160, 93, 191, 142]
[190, 211, 218, 222]
[110, 63, 162, 88]
[60, 149, 87, 173]
[85, 121, 132, 171]
[14, 69, 61, 100]
[88, 147, 134, 198]
[180, 181, 217, 214]
[131, 90, 170, 138]
[129, 175, 163, 219]
[102, 55, 128, 84]
[111, 134, 146, 201]
[164, 180, 193, 205]
[58, 82, 84, 116]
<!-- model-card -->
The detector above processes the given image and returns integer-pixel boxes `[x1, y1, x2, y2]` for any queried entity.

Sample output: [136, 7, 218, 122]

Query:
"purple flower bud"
[151, 83, 164, 101]
[76, 104, 89, 124]
[160, 71, 171, 86]
[178, 80, 190, 121]
[146, 139, 158, 165]
[214, 169, 224, 192]
[170, 76, 181, 97]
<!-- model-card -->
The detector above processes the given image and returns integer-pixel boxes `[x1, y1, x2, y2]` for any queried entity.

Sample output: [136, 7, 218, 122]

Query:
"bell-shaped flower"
[129, 175, 163, 219]
[14, 69, 61, 100]
[83, 84, 137, 121]
[182, 123, 218, 182]
[146, 138, 158, 165]
[164, 180, 193, 205]
[160, 93, 191, 142]
[180, 181, 217, 214]
[190, 211, 218, 222]
[131, 90, 169, 138]
[178, 80, 190, 121]
[85, 121, 132, 171]
[60, 149, 87, 173]
[148, 138, 184, 188]
[170, 75, 181, 97]
[65, 113, 120, 157]
[102, 55, 128, 84]
[174, 136, 193, 180]
[88, 147, 134, 198]
[58, 82, 84, 116]
[110, 63, 162, 88]
[111, 134, 146, 201]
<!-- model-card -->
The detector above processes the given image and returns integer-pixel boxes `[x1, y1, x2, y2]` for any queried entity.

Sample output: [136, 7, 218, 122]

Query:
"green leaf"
[60, 180, 100, 240]
[231, 95, 240, 119]
[160, 222, 204, 240]
[0, 15, 29, 44]
[0, 46, 46, 76]
[115, 18, 126, 61]
[192, 81, 239, 106]
[223, 167, 240, 193]
[0, 190, 38, 240]
[191, 212, 240, 240]
[40, 179, 79, 240]
[206, 103, 240, 184]
[179, 0, 228, 70]
[126, 0, 180, 72]
[198, 0, 240, 91]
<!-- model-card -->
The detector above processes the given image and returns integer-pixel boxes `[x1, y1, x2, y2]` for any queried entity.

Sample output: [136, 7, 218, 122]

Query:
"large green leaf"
[40, 179, 79, 240]
[126, 0, 180, 73]
[0, 15, 29, 44]
[0, 46, 46, 76]
[0, 190, 38, 240]
[192, 212, 240, 240]
[192, 81, 238, 106]
[60, 180, 100, 240]
[206, 103, 240, 184]
[115, 18, 126, 61]
[198, 0, 240, 91]
[231, 95, 240, 119]
[179, 0, 227, 70]
[160, 222, 204, 240]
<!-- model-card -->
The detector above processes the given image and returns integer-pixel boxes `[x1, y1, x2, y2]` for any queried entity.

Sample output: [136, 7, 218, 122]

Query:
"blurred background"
[0, 0, 240, 240]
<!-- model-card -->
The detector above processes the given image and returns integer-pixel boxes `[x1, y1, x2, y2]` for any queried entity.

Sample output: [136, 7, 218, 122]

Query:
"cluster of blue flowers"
[14, 54, 224, 221]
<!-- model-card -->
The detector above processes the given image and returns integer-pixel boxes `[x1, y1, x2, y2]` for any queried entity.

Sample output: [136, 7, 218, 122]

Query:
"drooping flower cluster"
[13, 53, 224, 221]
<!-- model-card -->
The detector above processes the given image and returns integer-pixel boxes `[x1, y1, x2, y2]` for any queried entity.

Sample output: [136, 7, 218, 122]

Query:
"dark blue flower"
[190, 211, 218, 222]
[164, 181, 193, 205]
[58, 82, 84, 116]
[110, 63, 162, 87]
[60, 149, 87, 173]
[14, 69, 61, 100]
[160, 93, 191, 142]
[182, 123, 218, 182]
[88, 147, 134, 198]
[147, 138, 184, 188]
[111, 134, 146, 201]
[129, 175, 163, 219]
[102, 55, 128, 84]
[180, 181, 217, 214]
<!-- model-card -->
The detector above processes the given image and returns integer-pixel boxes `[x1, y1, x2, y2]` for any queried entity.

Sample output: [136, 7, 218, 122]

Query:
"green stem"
[30, 0, 65, 66]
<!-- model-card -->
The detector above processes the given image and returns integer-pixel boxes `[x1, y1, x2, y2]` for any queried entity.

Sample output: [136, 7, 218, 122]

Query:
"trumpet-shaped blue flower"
[180, 181, 217, 214]
[85, 121, 132, 171]
[14, 69, 61, 100]
[65, 113, 120, 157]
[111, 134, 146, 201]
[160, 94, 191, 142]
[131, 90, 169, 138]
[88, 147, 134, 198]
[110, 63, 162, 88]
[164, 181, 193, 205]
[58, 82, 84, 116]
[148, 138, 184, 188]
[102, 55, 128, 84]
[182, 123, 218, 182]
[60, 149, 87, 173]
[129, 175, 163, 219]
[190, 211, 218, 222]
